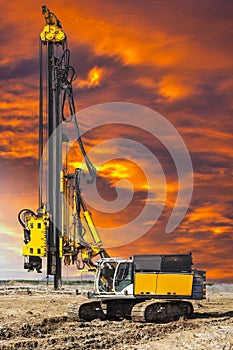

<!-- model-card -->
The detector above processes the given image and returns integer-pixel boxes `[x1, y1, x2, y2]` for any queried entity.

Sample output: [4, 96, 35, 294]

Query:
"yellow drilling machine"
[18, 6, 206, 322]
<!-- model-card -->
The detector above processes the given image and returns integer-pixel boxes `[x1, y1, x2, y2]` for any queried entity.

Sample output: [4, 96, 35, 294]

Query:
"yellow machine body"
[22, 216, 48, 257]
[134, 272, 193, 296]
[19, 8, 207, 312]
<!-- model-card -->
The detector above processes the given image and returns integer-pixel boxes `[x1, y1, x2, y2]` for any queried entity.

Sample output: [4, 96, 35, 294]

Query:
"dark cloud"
[191, 152, 233, 172]
[0, 58, 38, 80]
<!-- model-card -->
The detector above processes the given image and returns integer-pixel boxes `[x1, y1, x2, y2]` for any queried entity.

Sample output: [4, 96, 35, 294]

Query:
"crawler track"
[132, 300, 194, 322]
[68, 300, 105, 321]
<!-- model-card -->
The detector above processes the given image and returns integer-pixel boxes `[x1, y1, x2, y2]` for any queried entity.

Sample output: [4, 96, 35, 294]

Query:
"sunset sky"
[0, 0, 232, 282]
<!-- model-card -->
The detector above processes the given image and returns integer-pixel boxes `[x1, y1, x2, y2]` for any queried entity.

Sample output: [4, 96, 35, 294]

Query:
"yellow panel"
[156, 274, 193, 296]
[59, 237, 63, 258]
[22, 217, 47, 257]
[134, 273, 157, 295]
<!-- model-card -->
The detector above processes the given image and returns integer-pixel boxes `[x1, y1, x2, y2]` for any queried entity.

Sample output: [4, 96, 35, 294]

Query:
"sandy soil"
[0, 284, 232, 350]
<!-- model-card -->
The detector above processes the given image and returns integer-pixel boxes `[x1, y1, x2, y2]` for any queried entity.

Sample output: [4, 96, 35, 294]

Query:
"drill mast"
[40, 5, 65, 289]
[18, 6, 106, 289]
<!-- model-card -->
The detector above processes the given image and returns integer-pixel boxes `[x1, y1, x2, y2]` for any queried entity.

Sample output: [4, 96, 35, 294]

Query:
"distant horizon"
[0, 278, 232, 285]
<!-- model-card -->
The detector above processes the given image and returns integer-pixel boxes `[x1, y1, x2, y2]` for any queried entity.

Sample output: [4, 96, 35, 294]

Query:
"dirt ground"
[0, 283, 232, 350]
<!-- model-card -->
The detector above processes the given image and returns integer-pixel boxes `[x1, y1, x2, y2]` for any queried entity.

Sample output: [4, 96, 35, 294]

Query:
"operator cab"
[95, 258, 134, 295]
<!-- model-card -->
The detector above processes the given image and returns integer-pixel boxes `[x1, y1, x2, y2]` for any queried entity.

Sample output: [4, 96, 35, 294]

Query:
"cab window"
[114, 262, 133, 292]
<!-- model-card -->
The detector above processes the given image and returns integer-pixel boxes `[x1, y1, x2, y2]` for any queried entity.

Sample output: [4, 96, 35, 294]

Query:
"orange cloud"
[98, 159, 147, 190]
[185, 205, 231, 234]
[158, 75, 194, 100]
[58, 3, 232, 74]
[76, 66, 104, 89]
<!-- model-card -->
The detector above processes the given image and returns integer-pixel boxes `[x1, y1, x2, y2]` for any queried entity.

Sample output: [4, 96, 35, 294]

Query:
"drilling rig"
[18, 6, 206, 322]
[18, 5, 108, 290]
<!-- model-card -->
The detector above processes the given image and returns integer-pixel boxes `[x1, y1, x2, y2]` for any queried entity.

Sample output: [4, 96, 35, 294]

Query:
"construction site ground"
[0, 283, 232, 350]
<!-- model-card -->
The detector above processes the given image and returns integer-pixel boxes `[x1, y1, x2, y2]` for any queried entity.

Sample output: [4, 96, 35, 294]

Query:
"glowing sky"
[0, 0, 232, 281]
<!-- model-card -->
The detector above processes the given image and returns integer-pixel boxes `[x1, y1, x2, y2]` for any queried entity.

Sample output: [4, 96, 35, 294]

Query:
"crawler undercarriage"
[68, 298, 194, 323]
